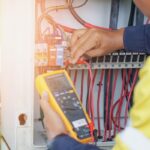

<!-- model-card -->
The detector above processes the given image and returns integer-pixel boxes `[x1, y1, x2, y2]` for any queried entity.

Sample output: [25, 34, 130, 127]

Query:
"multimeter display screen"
[45, 74, 72, 93]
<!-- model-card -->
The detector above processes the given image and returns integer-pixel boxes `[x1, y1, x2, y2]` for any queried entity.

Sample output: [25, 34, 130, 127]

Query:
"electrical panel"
[34, 0, 149, 149]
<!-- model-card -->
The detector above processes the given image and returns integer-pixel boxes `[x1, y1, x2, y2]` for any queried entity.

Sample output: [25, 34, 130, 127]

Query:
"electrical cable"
[67, 0, 111, 30]
[103, 69, 111, 141]
[108, 69, 119, 139]
[111, 69, 139, 130]
[86, 63, 94, 124]
[80, 70, 85, 102]
[37, 14, 75, 42]
[73, 70, 78, 86]
[111, 98, 124, 129]
[106, 0, 120, 140]
[124, 69, 139, 126]
[128, 1, 136, 26]
[124, 69, 132, 109]
[121, 69, 133, 128]
[72, 0, 88, 9]
[109, 0, 120, 29]
[117, 69, 126, 131]
[103, 69, 108, 140]
[127, 1, 136, 110]
[136, 8, 144, 25]
[36, 4, 76, 42]
[78, 60, 95, 126]
[86, 70, 90, 114]
[97, 69, 104, 138]
[90, 69, 98, 124]
[124, 69, 132, 103]
[111, 69, 126, 132]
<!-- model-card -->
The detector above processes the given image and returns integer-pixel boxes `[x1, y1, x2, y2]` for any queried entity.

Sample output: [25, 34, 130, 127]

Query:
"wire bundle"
[70, 68, 139, 141]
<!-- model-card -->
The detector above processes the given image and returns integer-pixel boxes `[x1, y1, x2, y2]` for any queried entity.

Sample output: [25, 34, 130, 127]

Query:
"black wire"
[136, 8, 144, 25]
[86, 70, 90, 115]
[40, 108, 45, 128]
[106, 0, 120, 140]
[127, 1, 136, 109]
[109, 0, 120, 29]
[128, 1, 135, 26]
[72, 0, 88, 8]
[103, 70, 108, 130]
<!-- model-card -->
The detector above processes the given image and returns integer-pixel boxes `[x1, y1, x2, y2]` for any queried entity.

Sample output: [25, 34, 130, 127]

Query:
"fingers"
[40, 92, 60, 119]
[71, 30, 98, 63]
[85, 48, 105, 57]
[40, 92, 67, 140]
[71, 29, 87, 47]
[40, 92, 50, 115]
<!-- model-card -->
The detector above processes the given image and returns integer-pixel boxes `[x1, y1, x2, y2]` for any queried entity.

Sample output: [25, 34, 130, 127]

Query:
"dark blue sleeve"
[124, 24, 150, 54]
[48, 135, 100, 150]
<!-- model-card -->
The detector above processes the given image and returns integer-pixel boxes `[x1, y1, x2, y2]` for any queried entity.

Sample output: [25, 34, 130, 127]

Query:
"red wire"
[104, 69, 111, 141]
[117, 69, 126, 132]
[80, 70, 85, 102]
[111, 93, 129, 130]
[124, 69, 139, 126]
[111, 98, 124, 129]
[120, 69, 132, 129]
[111, 69, 138, 132]
[90, 69, 98, 123]
[73, 70, 78, 86]
[57, 24, 75, 33]
[68, 2, 112, 31]
[84, 23, 111, 30]
[93, 70, 98, 86]
[86, 63, 94, 124]
[97, 69, 104, 137]
[108, 69, 119, 139]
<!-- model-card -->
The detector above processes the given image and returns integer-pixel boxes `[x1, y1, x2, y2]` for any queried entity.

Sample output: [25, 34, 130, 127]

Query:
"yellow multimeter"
[36, 70, 94, 143]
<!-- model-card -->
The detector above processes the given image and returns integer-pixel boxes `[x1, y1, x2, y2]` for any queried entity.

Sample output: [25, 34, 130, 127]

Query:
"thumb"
[40, 91, 50, 115]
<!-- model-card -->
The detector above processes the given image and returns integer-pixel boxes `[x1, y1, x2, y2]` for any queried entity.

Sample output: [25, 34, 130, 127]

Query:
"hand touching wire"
[70, 28, 124, 64]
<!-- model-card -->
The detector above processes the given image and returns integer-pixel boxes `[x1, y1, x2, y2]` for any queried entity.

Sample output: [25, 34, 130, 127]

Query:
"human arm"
[124, 24, 150, 53]
[69, 24, 150, 64]
[48, 135, 100, 150]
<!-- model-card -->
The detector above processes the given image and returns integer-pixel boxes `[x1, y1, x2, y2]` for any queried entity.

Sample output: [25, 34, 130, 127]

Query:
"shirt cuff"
[47, 134, 67, 150]
[124, 25, 149, 53]
[47, 134, 100, 150]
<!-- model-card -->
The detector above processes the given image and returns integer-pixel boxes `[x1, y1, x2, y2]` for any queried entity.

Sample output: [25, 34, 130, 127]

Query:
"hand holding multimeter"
[40, 92, 67, 140]
[36, 70, 96, 143]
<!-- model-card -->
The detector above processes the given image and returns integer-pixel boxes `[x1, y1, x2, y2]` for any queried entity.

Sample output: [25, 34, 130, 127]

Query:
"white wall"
[1, 0, 35, 149]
